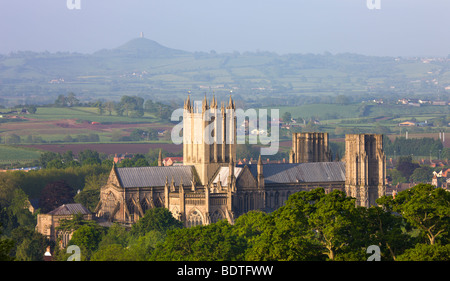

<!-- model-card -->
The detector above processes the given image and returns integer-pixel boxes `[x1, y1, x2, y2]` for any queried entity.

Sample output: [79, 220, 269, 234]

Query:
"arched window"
[244, 193, 249, 213]
[210, 209, 224, 224]
[103, 192, 116, 219]
[275, 192, 279, 209]
[127, 199, 136, 222]
[187, 210, 203, 228]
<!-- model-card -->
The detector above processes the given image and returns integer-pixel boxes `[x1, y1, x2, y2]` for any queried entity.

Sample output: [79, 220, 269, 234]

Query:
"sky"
[0, 0, 449, 57]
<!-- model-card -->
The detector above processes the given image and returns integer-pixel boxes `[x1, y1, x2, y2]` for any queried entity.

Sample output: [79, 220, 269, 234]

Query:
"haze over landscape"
[1, 0, 450, 57]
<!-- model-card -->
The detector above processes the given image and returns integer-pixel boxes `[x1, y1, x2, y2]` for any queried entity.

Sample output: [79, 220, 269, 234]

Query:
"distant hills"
[1, 38, 449, 107]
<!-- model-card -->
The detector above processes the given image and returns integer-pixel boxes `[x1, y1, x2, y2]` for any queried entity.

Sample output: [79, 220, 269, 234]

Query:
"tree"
[90, 244, 132, 261]
[46, 159, 65, 169]
[78, 149, 101, 165]
[9, 189, 35, 228]
[69, 225, 103, 258]
[396, 156, 420, 181]
[54, 94, 67, 107]
[380, 184, 450, 245]
[335, 95, 350, 105]
[126, 230, 165, 261]
[282, 111, 292, 123]
[233, 210, 269, 245]
[66, 92, 79, 107]
[103, 101, 115, 116]
[246, 189, 325, 261]
[387, 168, 407, 185]
[117, 95, 144, 118]
[14, 235, 47, 261]
[39, 180, 75, 213]
[26, 105, 37, 114]
[0, 231, 14, 261]
[152, 220, 246, 261]
[97, 223, 129, 249]
[97, 102, 104, 115]
[6, 134, 21, 144]
[364, 206, 414, 261]
[306, 190, 362, 260]
[130, 208, 183, 238]
[147, 128, 158, 141]
[397, 243, 450, 261]
[410, 166, 433, 183]
[39, 151, 61, 168]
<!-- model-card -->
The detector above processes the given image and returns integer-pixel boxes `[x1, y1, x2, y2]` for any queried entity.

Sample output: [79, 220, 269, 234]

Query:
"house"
[163, 157, 183, 166]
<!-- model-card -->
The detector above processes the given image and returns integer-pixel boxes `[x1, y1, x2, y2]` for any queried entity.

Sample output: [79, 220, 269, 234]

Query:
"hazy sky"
[1, 0, 449, 57]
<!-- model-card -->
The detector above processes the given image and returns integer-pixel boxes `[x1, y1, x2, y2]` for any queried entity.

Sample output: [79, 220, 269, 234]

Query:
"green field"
[31, 106, 159, 123]
[0, 145, 42, 165]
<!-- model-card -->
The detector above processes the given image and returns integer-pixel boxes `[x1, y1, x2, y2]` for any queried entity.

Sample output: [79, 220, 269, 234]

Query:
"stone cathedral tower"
[289, 132, 331, 163]
[344, 134, 386, 207]
[183, 95, 237, 185]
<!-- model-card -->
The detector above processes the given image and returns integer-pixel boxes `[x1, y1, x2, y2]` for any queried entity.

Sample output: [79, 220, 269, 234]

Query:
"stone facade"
[182, 95, 236, 185]
[344, 134, 386, 207]
[289, 132, 331, 163]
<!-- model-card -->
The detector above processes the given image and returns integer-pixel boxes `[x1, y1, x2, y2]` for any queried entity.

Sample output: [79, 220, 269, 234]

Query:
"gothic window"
[187, 210, 203, 228]
[141, 198, 148, 213]
[127, 199, 136, 222]
[210, 210, 224, 224]
[244, 193, 249, 213]
[275, 192, 279, 208]
[57, 230, 71, 249]
[103, 192, 116, 219]
[269, 192, 274, 209]
[286, 191, 291, 202]
[155, 195, 163, 208]
[238, 196, 243, 215]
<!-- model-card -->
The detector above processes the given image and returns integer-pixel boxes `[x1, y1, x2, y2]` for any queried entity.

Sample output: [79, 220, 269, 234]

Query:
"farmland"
[20, 143, 181, 156]
[0, 89, 449, 168]
[0, 105, 177, 167]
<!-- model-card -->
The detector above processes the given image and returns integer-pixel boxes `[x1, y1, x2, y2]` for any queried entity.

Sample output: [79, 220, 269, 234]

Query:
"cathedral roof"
[115, 166, 195, 188]
[48, 203, 91, 216]
[244, 162, 345, 185]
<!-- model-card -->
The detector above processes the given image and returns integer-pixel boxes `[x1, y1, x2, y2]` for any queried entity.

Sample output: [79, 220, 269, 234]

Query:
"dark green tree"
[69, 224, 103, 259]
[397, 243, 450, 261]
[378, 184, 450, 245]
[152, 220, 246, 261]
[0, 230, 14, 261]
[396, 156, 420, 180]
[130, 208, 183, 237]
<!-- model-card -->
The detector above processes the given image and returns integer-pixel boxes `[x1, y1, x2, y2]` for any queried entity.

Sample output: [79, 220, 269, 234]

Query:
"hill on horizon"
[94, 37, 188, 58]
[1, 37, 449, 107]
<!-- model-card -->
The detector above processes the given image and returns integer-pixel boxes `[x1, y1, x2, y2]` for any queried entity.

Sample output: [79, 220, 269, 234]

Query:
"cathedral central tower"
[183, 95, 237, 185]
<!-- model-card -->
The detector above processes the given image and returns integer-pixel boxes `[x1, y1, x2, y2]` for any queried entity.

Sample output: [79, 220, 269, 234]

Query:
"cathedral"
[95, 96, 386, 227]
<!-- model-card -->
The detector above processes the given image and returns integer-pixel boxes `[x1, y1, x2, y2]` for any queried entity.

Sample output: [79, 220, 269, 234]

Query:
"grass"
[0, 145, 42, 164]
[272, 104, 362, 121]
[32, 106, 159, 123]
